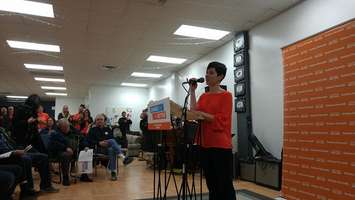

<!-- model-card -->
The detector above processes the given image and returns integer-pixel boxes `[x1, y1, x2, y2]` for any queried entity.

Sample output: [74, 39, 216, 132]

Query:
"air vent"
[101, 65, 119, 71]
[139, 0, 167, 6]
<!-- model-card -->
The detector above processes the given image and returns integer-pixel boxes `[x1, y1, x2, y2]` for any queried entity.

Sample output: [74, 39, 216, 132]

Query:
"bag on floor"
[78, 149, 93, 174]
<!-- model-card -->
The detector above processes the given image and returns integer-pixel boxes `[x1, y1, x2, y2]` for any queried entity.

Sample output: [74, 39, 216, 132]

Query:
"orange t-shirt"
[37, 112, 49, 130]
[196, 91, 233, 149]
[71, 113, 82, 131]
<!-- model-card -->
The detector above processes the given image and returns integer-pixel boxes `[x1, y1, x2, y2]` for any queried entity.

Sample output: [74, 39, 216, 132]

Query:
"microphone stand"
[180, 82, 190, 200]
[178, 81, 201, 200]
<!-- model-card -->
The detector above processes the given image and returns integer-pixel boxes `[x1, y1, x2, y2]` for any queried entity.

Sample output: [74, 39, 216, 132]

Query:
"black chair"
[93, 145, 119, 177]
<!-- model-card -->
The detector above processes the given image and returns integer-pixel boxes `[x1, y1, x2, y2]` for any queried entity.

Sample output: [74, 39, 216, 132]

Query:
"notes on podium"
[147, 97, 201, 131]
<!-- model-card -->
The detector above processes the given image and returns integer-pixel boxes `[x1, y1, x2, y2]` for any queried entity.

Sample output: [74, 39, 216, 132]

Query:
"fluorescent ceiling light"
[41, 86, 66, 90]
[45, 92, 67, 96]
[131, 72, 162, 78]
[6, 40, 60, 52]
[174, 25, 230, 40]
[25, 64, 63, 71]
[147, 55, 186, 64]
[6, 95, 28, 99]
[0, 0, 54, 18]
[34, 77, 65, 82]
[121, 82, 148, 87]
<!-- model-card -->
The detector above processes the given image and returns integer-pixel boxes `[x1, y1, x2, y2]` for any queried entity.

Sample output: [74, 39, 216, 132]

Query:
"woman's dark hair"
[25, 94, 41, 111]
[207, 61, 227, 81]
[84, 109, 91, 117]
[47, 117, 56, 129]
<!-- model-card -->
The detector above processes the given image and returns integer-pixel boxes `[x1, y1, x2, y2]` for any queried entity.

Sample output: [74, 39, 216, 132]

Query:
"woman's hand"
[27, 117, 36, 124]
[191, 111, 214, 121]
[189, 78, 198, 93]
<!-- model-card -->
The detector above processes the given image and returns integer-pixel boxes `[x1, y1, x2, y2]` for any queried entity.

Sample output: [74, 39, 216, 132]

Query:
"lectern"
[147, 97, 202, 200]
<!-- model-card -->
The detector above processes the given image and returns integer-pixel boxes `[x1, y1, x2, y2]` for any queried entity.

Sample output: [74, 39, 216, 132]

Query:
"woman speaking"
[190, 61, 236, 200]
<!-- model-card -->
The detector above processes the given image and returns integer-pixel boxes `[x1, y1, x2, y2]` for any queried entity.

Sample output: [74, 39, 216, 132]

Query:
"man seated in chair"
[48, 119, 75, 186]
[87, 114, 133, 181]
[0, 128, 59, 198]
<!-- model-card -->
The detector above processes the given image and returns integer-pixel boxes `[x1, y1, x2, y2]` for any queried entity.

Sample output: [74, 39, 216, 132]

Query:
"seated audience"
[0, 168, 16, 200]
[37, 117, 57, 154]
[48, 119, 74, 186]
[87, 114, 133, 181]
[0, 107, 7, 128]
[70, 104, 85, 131]
[6, 106, 14, 132]
[0, 128, 59, 197]
[57, 105, 71, 120]
[0, 164, 24, 200]
[80, 109, 93, 136]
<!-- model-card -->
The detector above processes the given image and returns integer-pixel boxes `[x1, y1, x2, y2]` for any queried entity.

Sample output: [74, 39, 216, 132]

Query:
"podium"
[148, 98, 201, 131]
[147, 98, 203, 200]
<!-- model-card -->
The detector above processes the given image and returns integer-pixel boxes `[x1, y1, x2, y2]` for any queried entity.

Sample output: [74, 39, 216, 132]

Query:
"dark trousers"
[0, 165, 23, 200]
[0, 170, 14, 200]
[59, 151, 73, 181]
[24, 152, 52, 189]
[0, 153, 52, 190]
[201, 148, 236, 200]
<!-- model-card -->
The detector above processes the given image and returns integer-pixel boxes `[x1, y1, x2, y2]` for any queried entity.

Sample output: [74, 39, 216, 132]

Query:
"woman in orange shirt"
[190, 62, 236, 200]
[37, 105, 49, 131]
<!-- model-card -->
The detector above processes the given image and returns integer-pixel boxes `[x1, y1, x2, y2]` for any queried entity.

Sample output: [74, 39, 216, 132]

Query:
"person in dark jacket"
[87, 114, 133, 181]
[0, 128, 59, 197]
[37, 117, 57, 154]
[118, 111, 132, 147]
[12, 94, 41, 148]
[0, 107, 7, 128]
[48, 119, 74, 186]
[57, 105, 71, 120]
[5, 106, 14, 132]
[140, 108, 153, 152]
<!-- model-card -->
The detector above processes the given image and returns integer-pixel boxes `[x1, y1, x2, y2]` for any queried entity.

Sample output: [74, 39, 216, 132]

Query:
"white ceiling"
[0, 0, 301, 99]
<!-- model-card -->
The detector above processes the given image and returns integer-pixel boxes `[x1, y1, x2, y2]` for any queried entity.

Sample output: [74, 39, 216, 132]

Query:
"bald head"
[63, 105, 69, 114]
[57, 118, 70, 134]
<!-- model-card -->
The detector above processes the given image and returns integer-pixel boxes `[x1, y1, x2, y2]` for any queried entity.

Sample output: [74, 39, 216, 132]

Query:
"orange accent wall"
[282, 20, 355, 200]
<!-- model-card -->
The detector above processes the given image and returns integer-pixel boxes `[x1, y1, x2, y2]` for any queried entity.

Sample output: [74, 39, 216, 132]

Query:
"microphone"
[183, 77, 205, 84]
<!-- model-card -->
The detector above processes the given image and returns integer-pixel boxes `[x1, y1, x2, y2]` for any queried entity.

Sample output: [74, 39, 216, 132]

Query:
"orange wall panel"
[282, 20, 355, 200]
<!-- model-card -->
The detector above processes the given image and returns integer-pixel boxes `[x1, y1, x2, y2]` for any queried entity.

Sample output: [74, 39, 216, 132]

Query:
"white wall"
[55, 97, 85, 119]
[149, 73, 179, 102]
[249, 0, 355, 158]
[149, 0, 355, 158]
[87, 86, 149, 131]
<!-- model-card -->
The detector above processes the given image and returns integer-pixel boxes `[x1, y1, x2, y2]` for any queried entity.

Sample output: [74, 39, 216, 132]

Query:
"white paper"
[77, 149, 94, 174]
[0, 151, 12, 159]
[78, 149, 93, 162]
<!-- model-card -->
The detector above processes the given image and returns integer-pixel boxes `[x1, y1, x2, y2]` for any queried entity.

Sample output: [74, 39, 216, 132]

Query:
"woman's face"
[84, 110, 89, 117]
[47, 118, 54, 127]
[37, 105, 44, 113]
[8, 107, 14, 115]
[0, 107, 6, 115]
[205, 67, 222, 87]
